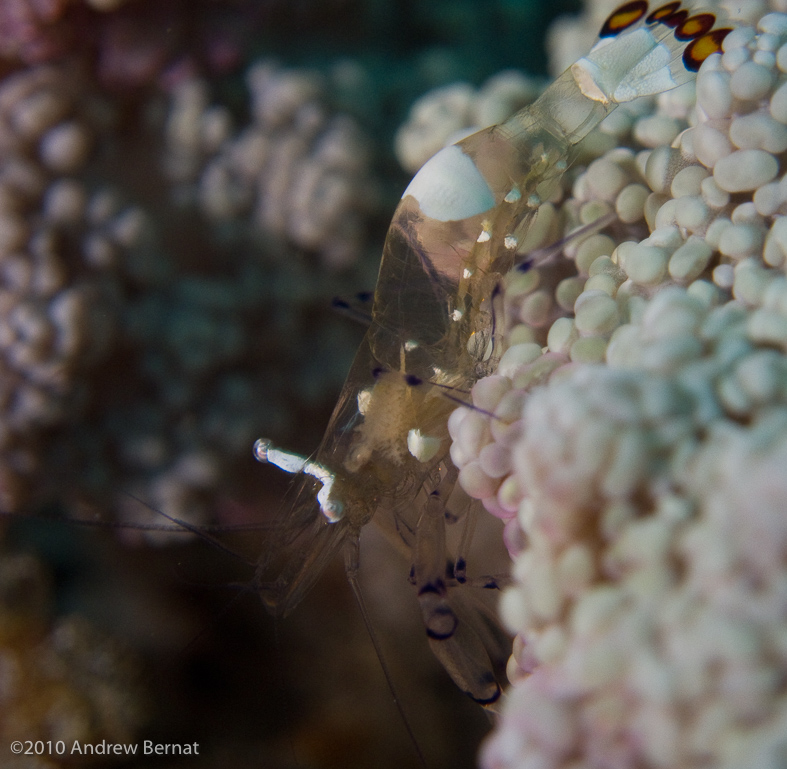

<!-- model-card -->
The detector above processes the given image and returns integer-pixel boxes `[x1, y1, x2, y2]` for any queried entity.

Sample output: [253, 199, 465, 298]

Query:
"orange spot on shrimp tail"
[647, 1, 682, 23]
[675, 13, 716, 41]
[600, 0, 649, 37]
[683, 28, 733, 71]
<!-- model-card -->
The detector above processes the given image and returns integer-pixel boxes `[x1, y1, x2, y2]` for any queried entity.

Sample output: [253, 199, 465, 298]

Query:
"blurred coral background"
[0, 1, 574, 767]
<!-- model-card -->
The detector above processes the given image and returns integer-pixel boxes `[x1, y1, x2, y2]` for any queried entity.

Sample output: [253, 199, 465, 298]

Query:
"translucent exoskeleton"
[254, 0, 732, 713]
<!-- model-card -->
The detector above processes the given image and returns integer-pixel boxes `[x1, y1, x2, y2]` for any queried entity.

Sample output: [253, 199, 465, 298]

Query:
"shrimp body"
[256, 0, 732, 701]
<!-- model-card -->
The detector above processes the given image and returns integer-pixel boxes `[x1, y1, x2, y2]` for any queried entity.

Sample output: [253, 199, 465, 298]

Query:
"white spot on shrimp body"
[407, 428, 442, 463]
[357, 388, 372, 415]
[402, 145, 495, 222]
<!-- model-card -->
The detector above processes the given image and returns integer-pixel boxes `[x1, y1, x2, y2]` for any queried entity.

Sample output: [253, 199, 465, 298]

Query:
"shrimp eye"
[372, 366, 387, 378]
[405, 374, 423, 387]
[600, 0, 649, 37]
[683, 28, 732, 71]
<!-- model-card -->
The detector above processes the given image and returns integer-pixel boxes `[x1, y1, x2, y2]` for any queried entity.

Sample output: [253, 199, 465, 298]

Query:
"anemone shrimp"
[253, 0, 733, 722]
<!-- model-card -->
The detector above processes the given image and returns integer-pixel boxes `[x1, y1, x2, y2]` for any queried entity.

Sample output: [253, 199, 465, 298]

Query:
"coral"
[439, 3, 787, 767]
[77, 56, 383, 535]
[165, 60, 378, 271]
[480, 291, 787, 767]
[0, 63, 125, 512]
[0, 0, 254, 82]
[0, 0, 561, 539]
[0, 551, 147, 752]
[0, 0, 83, 66]
[0, 16, 381, 529]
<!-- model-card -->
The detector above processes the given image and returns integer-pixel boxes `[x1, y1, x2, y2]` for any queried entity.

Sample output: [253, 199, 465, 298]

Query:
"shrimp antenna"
[123, 492, 257, 567]
[0, 506, 195, 533]
[175, 577, 262, 660]
[343, 536, 429, 769]
[520, 211, 618, 269]
[0, 503, 270, 537]
[435, 388, 501, 420]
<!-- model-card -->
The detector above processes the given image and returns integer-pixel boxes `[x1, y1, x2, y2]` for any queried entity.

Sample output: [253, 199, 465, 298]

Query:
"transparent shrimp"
[254, 0, 732, 708]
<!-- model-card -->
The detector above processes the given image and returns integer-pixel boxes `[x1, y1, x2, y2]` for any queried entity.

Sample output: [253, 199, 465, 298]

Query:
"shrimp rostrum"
[254, 1, 732, 709]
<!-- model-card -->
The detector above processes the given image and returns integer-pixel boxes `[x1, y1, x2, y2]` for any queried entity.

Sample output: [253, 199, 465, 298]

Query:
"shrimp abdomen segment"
[372, 120, 572, 382]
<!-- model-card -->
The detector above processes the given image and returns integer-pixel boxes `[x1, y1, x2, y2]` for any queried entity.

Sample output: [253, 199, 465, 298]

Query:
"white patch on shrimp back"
[571, 28, 678, 104]
[403, 145, 496, 222]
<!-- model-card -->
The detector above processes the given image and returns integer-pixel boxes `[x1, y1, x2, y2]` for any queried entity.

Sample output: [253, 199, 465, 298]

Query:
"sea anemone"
[439, 2, 787, 766]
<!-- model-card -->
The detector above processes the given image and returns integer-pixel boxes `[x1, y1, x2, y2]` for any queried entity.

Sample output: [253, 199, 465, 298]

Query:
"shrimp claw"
[254, 438, 344, 523]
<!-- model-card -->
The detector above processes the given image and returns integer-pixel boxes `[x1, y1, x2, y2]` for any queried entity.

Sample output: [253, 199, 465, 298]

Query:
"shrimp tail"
[571, 1, 733, 104]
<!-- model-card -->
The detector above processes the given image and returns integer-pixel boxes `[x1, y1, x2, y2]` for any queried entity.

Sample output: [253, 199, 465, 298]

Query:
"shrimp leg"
[343, 535, 428, 767]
